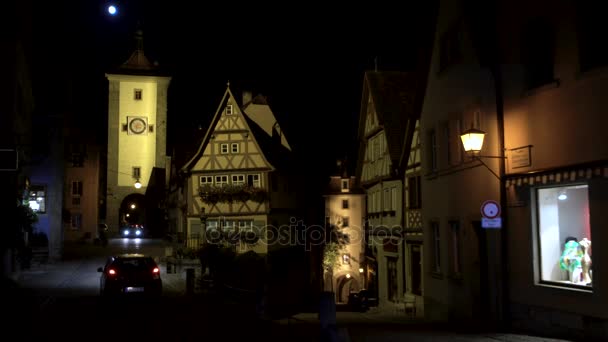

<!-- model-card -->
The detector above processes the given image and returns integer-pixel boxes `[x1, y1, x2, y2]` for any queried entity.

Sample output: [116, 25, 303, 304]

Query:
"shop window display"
[537, 184, 592, 288]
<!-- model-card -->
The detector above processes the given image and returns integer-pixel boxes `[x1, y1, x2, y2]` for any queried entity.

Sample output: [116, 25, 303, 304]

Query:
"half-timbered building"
[179, 84, 296, 255]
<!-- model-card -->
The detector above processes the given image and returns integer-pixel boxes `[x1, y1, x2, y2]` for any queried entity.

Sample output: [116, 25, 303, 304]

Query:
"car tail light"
[152, 267, 160, 279]
[108, 269, 117, 276]
[152, 267, 159, 273]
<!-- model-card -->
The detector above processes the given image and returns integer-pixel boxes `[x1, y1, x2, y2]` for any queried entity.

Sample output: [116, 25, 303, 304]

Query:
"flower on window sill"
[199, 185, 268, 205]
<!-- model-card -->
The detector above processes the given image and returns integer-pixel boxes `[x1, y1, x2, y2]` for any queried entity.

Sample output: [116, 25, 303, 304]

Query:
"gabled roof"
[180, 85, 288, 173]
[356, 71, 426, 178]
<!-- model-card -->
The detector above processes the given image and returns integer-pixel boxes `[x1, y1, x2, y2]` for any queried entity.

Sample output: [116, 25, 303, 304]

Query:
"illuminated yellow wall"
[117, 81, 157, 187]
[105, 73, 171, 231]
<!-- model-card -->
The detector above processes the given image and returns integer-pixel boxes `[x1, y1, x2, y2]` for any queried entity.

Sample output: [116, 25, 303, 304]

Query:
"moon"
[107, 5, 117, 15]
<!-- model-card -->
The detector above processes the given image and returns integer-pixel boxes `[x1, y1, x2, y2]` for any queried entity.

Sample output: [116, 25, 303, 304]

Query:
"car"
[97, 254, 162, 298]
[121, 224, 144, 238]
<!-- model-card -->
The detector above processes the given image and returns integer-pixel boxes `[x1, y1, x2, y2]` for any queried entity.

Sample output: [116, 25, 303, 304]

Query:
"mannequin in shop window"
[559, 237, 583, 284]
[579, 238, 592, 285]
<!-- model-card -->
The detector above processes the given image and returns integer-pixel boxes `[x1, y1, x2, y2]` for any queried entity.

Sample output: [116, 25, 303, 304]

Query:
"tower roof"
[107, 28, 169, 77]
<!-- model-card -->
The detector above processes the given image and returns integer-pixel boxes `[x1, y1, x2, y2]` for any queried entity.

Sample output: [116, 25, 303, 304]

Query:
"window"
[226, 104, 233, 115]
[207, 220, 219, 230]
[429, 129, 438, 171]
[383, 188, 390, 211]
[407, 176, 421, 209]
[231, 143, 239, 153]
[342, 217, 349, 228]
[223, 220, 236, 233]
[72, 181, 83, 206]
[200, 176, 213, 185]
[391, 187, 397, 211]
[238, 220, 253, 231]
[341, 179, 349, 192]
[247, 174, 260, 187]
[387, 256, 398, 302]
[431, 221, 441, 273]
[342, 254, 350, 265]
[232, 174, 245, 186]
[122, 124, 128, 132]
[342, 199, 349, 209]
[215, 175, 228, 187]
[536, 184, 592, 288]
[443, 122, 452, 165]
[27, 185, 46, 213]
[134, 89, 142, 100]
[449, 220, 461, 276]
[149, 125, 154, 133]
[220, 144, 229, 154]
[133, 167, 141, 179]
[71, 213, 82, 230]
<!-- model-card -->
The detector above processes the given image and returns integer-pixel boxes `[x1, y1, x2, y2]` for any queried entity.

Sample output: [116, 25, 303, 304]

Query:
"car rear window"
[114, 258, 155, 270]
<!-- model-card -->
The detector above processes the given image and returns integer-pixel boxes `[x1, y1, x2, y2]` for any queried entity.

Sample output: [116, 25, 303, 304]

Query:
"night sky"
[30, 0, 436, 179]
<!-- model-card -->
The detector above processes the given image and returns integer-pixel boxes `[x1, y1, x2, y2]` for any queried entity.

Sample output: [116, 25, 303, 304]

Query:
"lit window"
[220, 144, 229, 154]
[342, 254, 350, 265]
[27, 185, 46, 213]
[134, 89, 142, 100]
[536, 184, 592, 288]
[226, 104, 233, 115]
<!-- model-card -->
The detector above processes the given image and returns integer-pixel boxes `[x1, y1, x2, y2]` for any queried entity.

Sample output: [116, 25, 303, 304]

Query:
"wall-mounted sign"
[509, 145, 532, 169]
[481, 200, 502, 229]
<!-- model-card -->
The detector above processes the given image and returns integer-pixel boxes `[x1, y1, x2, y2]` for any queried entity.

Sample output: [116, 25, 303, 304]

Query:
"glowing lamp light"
[107, 5, 117, 15]
[359, 267, 364, 273]
[345, 273, 351, 279]
[460, 128, 486, 153]
[558, 193, 567, 201]
[134, 179, 142, 189]
[130, 204, 136, 209]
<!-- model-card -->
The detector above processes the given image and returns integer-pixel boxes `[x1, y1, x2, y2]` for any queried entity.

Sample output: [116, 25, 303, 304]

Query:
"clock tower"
[105, 29, 171, 233]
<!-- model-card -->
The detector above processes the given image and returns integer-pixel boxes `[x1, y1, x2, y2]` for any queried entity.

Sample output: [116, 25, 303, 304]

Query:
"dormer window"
[134, 89, 142, 100]
[341, 179, 349, 192]
[226, 104, 233, 115]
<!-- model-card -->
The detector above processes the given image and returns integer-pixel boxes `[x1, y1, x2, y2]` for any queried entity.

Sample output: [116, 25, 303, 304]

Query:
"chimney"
[242, 91, 252, 106]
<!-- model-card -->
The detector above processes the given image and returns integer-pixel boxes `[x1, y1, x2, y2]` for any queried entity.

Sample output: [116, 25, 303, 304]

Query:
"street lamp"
[460, 127, 486, 154]
[134, 179, 142, 189]
[460, 128, 505, 180]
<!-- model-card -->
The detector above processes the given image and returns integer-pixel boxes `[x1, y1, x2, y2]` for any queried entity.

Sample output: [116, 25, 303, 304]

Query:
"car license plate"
[125, 287, 144, 293]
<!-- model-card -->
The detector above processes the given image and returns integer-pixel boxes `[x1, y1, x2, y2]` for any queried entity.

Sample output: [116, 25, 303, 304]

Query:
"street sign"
[482, 217, 502, 229]
[481, 200, 502, 229]
[481, 200, 501, 219]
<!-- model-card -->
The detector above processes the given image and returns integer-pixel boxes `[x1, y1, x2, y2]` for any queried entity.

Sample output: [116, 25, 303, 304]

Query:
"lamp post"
[460, 125, 508, 326]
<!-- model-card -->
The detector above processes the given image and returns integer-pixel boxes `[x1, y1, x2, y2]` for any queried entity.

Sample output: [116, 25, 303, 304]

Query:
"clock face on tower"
[127, 116, 147, 135]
